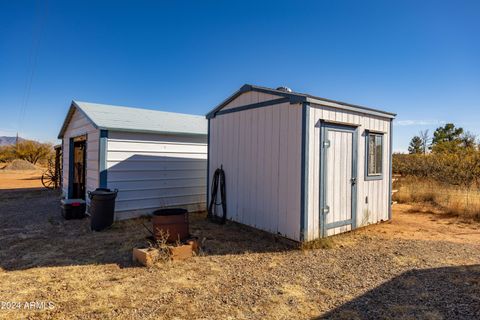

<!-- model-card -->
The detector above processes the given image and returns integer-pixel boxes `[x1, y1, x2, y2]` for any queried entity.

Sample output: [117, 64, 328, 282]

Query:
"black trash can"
[88, 188, 118, 231]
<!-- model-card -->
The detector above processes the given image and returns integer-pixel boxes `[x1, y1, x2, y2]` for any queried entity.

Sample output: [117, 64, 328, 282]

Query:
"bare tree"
[460, 131, 477, 149]
[419, 130, 430, 154]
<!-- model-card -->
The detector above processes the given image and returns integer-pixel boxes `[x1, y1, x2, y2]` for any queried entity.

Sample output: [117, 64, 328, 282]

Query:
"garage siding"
[209, 97, 303, 241]
[106, 131, 208, 220]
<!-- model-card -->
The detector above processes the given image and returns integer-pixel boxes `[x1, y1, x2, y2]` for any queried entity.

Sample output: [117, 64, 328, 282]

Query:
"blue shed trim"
[68, 138, 74, 198]
[205, 84, 396, 120]
[206, 119, 211, 206]
[319, 122, 358, 237]
[325, 219, 353, 230]
[99, 130, 108, 188]
[300, 102, 310, 241]
[364, 130, 384, 181]
[352, 128, 359, 229]
[208, 97, 290, 119]
[388, 119, 393, 220]
[319, 121, 326, 237]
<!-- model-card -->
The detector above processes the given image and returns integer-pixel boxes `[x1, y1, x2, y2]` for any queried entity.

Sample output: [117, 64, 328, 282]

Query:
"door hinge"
[322, 206, 330, 214]
[323, 140, 331, 148]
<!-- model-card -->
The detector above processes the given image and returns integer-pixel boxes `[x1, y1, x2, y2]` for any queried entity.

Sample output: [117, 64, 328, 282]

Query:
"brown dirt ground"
[0, 176, 479, 319]
[0, 169, 44, 190]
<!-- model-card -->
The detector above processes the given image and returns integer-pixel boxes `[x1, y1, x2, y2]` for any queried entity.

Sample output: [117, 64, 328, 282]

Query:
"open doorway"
[69, 135, 87, 199]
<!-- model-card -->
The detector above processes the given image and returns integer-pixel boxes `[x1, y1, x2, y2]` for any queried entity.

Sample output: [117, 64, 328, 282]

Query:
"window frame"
[365, 131, 384, 181]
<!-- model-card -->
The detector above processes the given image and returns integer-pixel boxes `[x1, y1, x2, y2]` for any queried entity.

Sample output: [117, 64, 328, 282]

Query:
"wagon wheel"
[41, 170, 58, 189]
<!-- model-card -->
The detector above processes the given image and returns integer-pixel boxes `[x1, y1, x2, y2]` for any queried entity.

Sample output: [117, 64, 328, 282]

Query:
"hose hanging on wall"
[207, 166, 227, 224]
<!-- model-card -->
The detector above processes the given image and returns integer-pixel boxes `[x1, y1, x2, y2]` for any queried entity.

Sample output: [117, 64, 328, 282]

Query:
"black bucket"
[88, 188, 118, 231]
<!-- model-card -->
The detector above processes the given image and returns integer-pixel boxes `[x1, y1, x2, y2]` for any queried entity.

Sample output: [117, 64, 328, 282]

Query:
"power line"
[18, 0, 49, 135]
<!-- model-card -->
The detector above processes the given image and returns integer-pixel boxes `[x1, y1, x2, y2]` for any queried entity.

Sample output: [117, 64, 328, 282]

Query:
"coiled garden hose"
[207, 166, 227, 224]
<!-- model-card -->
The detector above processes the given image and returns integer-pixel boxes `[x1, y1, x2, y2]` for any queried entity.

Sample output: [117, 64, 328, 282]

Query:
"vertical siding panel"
[251, 107, 260, 227]
[225, 114, 234, 220]
[286, 106, 295, 238]
[256, 107, 266, 230]
[263, 106, 273, 233]
[218, 116, 226, 218]
[244, 109, 252, 227]
[309, 108, 317, 238]
[237, 111, 246, 223]
[277, 104, 289, 236]
[233, 112, 240, 221]
[293, 105, 302, 240]
[340, 132, 347, 223]
[271, 105, 281, 234]
[357, 117, 365, 226]
[309, 110, 316, 240]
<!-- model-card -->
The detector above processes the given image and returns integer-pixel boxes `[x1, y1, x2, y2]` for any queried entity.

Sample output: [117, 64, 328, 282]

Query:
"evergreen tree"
[431, 123, 464, 153]
[408, 136, 423, 154]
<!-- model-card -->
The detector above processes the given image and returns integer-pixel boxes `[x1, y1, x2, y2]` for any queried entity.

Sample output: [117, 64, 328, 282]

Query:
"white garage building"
[58, 101, 208, 220]
[206, 84, 396, 241]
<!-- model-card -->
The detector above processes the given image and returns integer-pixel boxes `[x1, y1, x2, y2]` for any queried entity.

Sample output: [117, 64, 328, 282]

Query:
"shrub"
[393, 151, 480, 221]
[0, 140, 53, 165]
[393, 150, 480, 188]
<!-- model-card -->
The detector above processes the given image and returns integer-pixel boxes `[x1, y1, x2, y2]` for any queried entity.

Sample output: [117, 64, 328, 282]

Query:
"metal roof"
[58, 101, 207, 138]
[206, 84, 397, 119]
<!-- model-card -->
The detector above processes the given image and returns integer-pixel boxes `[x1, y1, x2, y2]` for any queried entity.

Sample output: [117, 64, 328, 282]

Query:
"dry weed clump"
[148, 228, 172, 263]
[301, 238, 335, 250]
[394, 177, 480, 221]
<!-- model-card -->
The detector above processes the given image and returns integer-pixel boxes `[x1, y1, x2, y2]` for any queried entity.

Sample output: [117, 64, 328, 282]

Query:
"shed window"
[366, 132, 383, 179]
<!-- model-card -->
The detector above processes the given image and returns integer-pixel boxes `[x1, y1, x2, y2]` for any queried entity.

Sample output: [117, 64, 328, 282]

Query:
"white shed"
[206, 85, 396, 241]
[58, 101, 208, 220]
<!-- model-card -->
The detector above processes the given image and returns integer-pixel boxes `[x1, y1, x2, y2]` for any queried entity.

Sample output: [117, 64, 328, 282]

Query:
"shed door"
[320, 124, 357, 236]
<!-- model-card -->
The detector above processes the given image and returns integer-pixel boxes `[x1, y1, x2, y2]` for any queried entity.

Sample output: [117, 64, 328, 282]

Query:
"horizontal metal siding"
[61, 109, 99, 202]
[209, 102, 302, 241]
[307, 104, 391, 240]
[106, 131, 207, 219]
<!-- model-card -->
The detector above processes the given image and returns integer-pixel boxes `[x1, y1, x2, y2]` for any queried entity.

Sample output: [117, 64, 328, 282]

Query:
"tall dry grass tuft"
[394, 177, 480, 221]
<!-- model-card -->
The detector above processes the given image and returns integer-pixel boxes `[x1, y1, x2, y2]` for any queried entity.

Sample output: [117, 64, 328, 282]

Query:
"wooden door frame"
[68, 135, 87, 199]
[319, 122, 358, 237]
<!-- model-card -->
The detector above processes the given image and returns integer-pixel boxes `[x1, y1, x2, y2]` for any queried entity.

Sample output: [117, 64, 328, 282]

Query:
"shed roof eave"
[206, 84, 396, 120]
[306, 97, 396, 119]
[57, 101, 100, 139]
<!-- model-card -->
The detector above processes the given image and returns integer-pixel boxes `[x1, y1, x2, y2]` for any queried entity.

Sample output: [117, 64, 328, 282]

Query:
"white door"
[321, 124, 357, 237]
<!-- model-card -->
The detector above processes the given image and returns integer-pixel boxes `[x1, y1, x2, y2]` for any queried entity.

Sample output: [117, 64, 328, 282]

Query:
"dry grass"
[394, 177, 480, 221]
[1, 187, 480, 319]
[301, 238, 335, 250]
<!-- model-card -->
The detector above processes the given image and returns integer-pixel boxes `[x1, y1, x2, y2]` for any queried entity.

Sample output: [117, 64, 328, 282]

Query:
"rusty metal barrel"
[152, 208, 189, 242]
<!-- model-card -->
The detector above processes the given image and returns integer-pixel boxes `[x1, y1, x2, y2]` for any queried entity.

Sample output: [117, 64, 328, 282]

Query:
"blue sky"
[1, 0, 479, 152]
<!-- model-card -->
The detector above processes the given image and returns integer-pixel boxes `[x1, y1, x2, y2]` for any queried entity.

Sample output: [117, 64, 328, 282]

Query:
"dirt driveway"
[0, 170, 44, 190]
[0, 190, 479, 320]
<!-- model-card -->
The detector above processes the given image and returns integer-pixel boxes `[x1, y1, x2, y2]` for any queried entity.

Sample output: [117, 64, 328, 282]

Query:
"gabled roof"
[58, 101, 207, 139]
[206, 84, 396, 119]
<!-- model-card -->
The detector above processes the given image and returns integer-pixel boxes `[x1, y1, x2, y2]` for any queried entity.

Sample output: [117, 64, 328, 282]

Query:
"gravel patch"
[0, 190, 479, 319]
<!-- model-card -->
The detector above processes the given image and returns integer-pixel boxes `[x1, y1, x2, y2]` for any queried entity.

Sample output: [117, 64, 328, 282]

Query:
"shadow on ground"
[316, 264, 480, 320]
[0, 189, 294, 271]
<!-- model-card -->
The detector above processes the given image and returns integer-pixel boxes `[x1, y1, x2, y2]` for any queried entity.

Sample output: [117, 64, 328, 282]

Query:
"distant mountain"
[0, 136, 25, 146]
